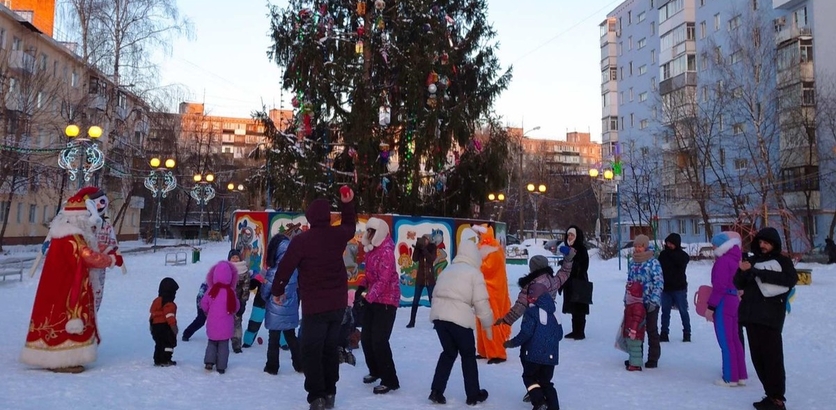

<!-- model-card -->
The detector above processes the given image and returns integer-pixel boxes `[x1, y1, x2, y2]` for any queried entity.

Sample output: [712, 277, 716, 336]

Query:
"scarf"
[231, 260, 249, 276]
[208, 282, 237, 314]
[632, 250, 654, 263]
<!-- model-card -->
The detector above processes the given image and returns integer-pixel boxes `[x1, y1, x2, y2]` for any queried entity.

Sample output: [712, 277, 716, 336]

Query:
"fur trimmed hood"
[362, 217, 390, 252]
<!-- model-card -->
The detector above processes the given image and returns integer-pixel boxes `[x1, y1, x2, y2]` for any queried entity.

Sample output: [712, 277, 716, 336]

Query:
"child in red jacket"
[624, 281, 646, 371]
[150, 277, 179, 366]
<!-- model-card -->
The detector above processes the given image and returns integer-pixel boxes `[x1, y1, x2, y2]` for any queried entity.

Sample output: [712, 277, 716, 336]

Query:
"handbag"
[569, 278, 594, 305]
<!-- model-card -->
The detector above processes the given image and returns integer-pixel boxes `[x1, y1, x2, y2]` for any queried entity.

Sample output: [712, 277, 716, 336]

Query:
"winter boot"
[660, 332, 670, 342]
[645, 360, 658, 368]
[324, 394, 336, 409]
[683, 332, 691, 342]
[309, 398, 326, 410]
[363, 374, 379, 384]
[429, 390, 447, 404]
[466, 389, 489, 406]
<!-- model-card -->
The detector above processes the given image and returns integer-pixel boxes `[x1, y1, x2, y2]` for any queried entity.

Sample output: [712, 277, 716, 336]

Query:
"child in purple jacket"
[200, 261, 240, 374]
[706, 232, 748, 387]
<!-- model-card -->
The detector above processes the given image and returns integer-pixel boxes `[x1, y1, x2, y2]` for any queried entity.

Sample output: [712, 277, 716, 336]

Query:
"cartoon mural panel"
[392, 216, 455, 307]
[232, 212, 268, 273]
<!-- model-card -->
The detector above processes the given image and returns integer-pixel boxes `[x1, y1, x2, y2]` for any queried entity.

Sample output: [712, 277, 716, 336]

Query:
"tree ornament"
[428, 83, 437, 94]
[427, 95, 438, 109]
[426, 71, 439, 86]
[437, 77, 449, 90]
[376, 16, 385, 30]
[374, 0, 385, 11]
[357, 1, 366, 16]
[440, 52, 449, 65]
[291, 96, 300, 108]
[379, 106, 391, 127]
[423, 23, 432, 32]
[357, 26, 365, 37]
[355, 40, 364, 54]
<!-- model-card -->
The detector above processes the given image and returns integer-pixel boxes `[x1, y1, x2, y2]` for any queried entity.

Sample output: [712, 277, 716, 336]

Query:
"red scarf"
[207, 282, 237, 314]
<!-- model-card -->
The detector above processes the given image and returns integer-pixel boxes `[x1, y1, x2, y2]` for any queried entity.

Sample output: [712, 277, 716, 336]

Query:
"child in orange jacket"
[150, 277, 180, 366]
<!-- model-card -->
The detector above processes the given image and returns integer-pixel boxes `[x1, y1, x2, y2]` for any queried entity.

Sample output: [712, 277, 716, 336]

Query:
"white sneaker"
[715, 379, 739, 387]
[737, 379, 747, 386]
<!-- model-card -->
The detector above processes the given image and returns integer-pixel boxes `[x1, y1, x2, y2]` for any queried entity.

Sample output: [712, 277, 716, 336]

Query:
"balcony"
[601, 80, 617, 94]
[774, 0, 807, 10]
[88, 94, 107, 111]
[777, 60, 814, 86]
[8, 50, 35, 73]
[600, 56, 616, 70]
[776, 25, 812, 45]
[659, 72, 697, 95]
[665, 40, 696, 64]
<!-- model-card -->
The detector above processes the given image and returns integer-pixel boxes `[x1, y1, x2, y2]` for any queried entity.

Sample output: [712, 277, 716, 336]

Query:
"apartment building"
[0, 2, 146, 245]
[600, 0, 835, 246]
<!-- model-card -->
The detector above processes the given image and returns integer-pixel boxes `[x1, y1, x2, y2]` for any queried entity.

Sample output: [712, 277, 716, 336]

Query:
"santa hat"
[63, 187, 103, 225]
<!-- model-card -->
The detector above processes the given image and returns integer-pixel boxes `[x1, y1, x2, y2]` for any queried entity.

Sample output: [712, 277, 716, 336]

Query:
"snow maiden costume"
[20, 187, 115, 373]
[87, 188, 126, 312]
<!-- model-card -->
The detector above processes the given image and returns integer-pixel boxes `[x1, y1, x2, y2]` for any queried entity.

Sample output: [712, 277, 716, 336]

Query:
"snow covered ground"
[1, 242, 834, 410]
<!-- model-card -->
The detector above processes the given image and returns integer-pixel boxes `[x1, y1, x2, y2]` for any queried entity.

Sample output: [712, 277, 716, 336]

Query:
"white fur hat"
[362, 217, 390, 252]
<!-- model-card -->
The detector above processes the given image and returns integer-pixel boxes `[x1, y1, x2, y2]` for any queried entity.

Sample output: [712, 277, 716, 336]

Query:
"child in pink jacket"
[200, 261, 240, 374]
[355, 217, 401, 394]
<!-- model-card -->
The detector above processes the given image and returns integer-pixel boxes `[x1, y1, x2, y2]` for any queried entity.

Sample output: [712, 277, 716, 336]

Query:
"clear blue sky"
[160, 0, 624, 141]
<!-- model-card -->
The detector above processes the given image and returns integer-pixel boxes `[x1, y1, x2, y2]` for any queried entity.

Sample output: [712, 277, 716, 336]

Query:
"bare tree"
[619, 140, 665, 240]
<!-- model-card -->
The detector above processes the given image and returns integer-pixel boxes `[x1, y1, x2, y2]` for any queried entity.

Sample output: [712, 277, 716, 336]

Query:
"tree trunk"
[0, 175, 18, 252]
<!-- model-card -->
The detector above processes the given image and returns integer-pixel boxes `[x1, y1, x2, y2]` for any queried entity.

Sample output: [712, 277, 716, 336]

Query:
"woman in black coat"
[560, 225, 590, 340]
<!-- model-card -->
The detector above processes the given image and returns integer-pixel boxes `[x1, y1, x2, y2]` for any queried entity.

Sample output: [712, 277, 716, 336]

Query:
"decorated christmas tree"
[263, 0, 511, 215]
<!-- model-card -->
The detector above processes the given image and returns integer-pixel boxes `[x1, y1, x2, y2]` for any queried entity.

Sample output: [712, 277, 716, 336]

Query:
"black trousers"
[431, 320, 482, 399]
[301, 309, 343, 403]
[182, 309, 206, 340]
[408, 283, 434, 325]
[150, 323, 177, 364]
[522, 361, 559, 410]
[570, 314, 586, 337]
[746, 323, 786, 402]
[645, 307, 661, 363]
[266, 329, 301, 372]
[361, 302, 399, 388]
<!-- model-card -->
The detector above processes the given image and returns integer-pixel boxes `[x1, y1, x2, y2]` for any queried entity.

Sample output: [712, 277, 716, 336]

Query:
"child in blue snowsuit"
[182, 282, 208, 341]
[504, 283, 563, 410]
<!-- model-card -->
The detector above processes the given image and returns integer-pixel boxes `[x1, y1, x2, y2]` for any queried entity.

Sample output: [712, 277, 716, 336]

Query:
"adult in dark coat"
[734, 227, 797, 410]
[657, 233, 691, 342]
[824, 238, 836, 264]
[407, 234, 437, 328]
[271, 188, 356, 410]
[559, 225, 590, 340]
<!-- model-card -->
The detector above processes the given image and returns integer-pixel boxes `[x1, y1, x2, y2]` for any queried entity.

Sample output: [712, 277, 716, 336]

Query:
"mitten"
[558, 245, 571, 255]
[563, 247, 577, 262]
[354, 287, 367, 305]
[171, 324, 179, 334]
[503, 340, 514, 348]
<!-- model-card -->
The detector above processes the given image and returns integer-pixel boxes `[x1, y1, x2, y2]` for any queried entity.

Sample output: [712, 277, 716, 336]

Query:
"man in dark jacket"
[825, 237, 836, 264]
[271, 188, 356, 410]
[407, 234, 436, 328]
[657, 233, 691, 342]
[734, 227, 797, 410]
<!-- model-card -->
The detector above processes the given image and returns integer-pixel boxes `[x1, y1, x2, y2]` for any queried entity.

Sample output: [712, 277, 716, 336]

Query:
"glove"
[558, 245, 571, 255]
[354, 287, 367, 305]
[171, 324, 179, 334]
[503, 340, 514, 348]
[646, 303, 658, 313]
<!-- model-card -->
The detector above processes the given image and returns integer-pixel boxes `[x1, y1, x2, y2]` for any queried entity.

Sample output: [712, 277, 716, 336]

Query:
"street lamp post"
[517, 126, 540, 239]
[526, 183, 547, 239]
[590, 167, 621, 270]
[144, 158, 177, 252]
[220, 182, 245, 239]
[191, 173, 216, 246]
[58, 125, 105, 188]
[487, 192, 506, 221]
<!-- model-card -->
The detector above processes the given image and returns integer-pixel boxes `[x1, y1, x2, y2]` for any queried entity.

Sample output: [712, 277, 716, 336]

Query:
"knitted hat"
[62, 186, 103, 225]
[633, 234, 650, 248]
[529, 255, 550, 273]
[711, 232, 730, 248]
[228, 249, 242, 261]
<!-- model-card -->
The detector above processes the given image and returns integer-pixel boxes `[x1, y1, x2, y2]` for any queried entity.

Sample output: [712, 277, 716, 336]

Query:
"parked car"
[544, 239, 560, 255]
[506, 234, 521, 246]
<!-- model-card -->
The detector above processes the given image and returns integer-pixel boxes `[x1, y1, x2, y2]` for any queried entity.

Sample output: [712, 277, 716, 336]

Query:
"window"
[28, 204, 36, 223]
[639, 92, 648, 102]
[39, 54, 47, 71]
[802, 82, 815, 106]
[719, 148, 726, 166]
[719, 113, 724, 130]
[628, 11, 632, 25]
[639, 65, 647, 75]
[678, 219, 687, 234]
[610, 67, 618, 81]
[638, 37, 646, 49]
[610, 116, 619, 131]
[629, 62, 633, 76]
[620, 66, 624, 80]
[628, 36, 633, 50]
[661, 23, 695, 51]
[701, 86, 708, 102]
[651, 76, 657, 91]
[700, 21, 706, 39]
[794, 6, 807, 28]
[16, 202, 23, 223]
[753, 0, 759, 10]
[651, 49, 656, 63]
[618, 42, 623, 56]
[800, 39, 813, 63]
[714, 14, 721, 31]
[733, 123, 744, 134]
[71, 71, 78, 87]
[650, 22, 655, 36]
[630, 113, 635, 127]
[659, 0, 684, 24]
[602, 92, 611, 108]
[619, 91, 624, 105]
[629, 88, 634, 101]
[43, 205, 50, 223]
[693, 219, 701, 236]
[640, 119, 649, 129]
[0, 28, 5, 49]
[12, 36, 21, 50]
[734, 158, 748, 170]
[36, 92, 43, 109]
[701, 55, 708, 71]
[221, 146, 234, 154]
[729, 15, 742, 30]
[731, 49, 742, 64]
[638, 11, 646, 23]
[117, 91, 128, 109]
[781, 165, 819, 192]
[803, 215, 817, 236]
[700, 0, 705, 6]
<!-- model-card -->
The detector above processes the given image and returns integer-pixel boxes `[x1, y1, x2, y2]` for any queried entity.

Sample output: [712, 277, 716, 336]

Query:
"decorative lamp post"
[517, 126, 540, 239]
[144, 158, 177, 252]
[526, 183, 547, 239]
[191, 173, 216, 246]
[487, 192, 506, 221]
[58, 124, 105, 188]
[219, 182, 244, 238]
[590, 165, 621, 270]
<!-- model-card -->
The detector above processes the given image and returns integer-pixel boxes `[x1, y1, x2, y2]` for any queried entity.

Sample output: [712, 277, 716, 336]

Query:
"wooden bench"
[0, 268, 23, 282]
[691, 246, 714, 261]
[165, 252, 187, 266]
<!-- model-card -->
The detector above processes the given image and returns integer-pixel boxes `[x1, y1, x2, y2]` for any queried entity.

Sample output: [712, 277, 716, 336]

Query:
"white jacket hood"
[452, 227, 482, 268]
[362, 217, 390, 252]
